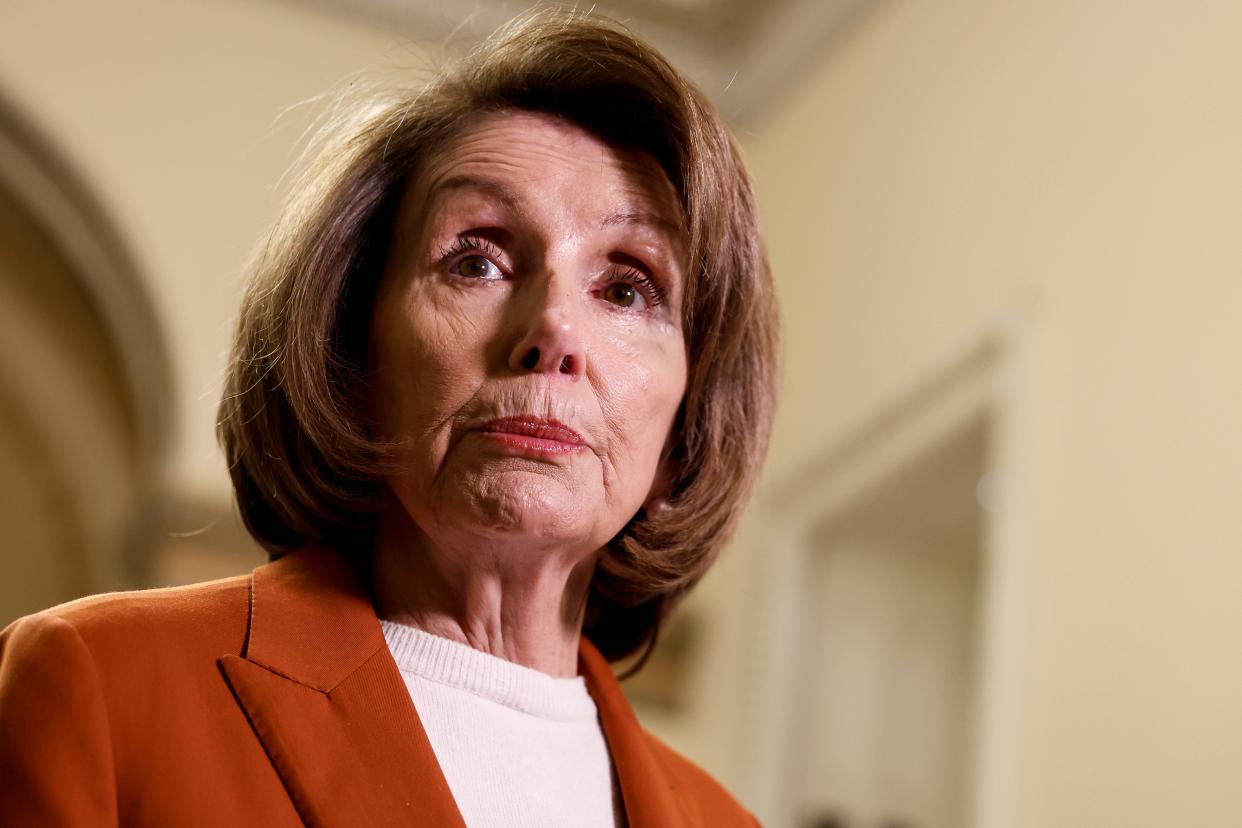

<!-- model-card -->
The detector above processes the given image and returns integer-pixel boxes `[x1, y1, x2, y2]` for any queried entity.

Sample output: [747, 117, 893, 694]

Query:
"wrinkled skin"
[366, 111, 687, 675]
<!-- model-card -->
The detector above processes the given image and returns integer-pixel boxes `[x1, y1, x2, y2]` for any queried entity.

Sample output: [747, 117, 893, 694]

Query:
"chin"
[452, 474, 603, 547]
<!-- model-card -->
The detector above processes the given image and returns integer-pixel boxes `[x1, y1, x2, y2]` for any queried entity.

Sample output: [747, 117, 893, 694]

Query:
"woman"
[0, 10, 778, 826]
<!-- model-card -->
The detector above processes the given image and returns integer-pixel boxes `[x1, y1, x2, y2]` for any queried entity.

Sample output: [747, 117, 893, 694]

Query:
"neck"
[368, 505, 598, 678]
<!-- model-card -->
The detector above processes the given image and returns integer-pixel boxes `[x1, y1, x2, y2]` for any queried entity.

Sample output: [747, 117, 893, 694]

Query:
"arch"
[0, 90, 174, 616]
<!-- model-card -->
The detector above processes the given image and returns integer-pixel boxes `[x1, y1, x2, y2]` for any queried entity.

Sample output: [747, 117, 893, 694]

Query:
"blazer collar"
[219, 543, 691, 827]
[242, 542, 383, 692]
[220, 544, 465, 827]
[579, 639, 694, 826]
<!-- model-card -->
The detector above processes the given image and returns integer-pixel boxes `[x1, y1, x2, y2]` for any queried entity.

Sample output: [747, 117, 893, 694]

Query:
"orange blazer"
[0, 544, 758, 827]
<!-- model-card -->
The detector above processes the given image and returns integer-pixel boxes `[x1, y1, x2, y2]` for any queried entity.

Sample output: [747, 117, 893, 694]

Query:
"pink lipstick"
[476, 417, 587, 456]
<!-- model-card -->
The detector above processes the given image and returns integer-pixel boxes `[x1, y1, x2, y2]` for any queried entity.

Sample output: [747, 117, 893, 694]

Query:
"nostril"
[521, 347, 540, 371]
[559, 355, 573, 374]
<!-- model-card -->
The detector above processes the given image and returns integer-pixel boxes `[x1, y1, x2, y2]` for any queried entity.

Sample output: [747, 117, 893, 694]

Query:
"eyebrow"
[600, 209, 683, 236]
[429, 174, 682, 236]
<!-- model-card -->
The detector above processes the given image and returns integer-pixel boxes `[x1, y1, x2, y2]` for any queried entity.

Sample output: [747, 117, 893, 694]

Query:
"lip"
[475, 416, 588, 456]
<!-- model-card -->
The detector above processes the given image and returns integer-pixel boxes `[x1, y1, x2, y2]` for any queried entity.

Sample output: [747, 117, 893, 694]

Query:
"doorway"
[796, 419, 987, 828]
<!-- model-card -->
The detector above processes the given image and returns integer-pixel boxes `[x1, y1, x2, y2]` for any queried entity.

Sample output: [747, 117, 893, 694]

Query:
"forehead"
[410, 110, 684, 237]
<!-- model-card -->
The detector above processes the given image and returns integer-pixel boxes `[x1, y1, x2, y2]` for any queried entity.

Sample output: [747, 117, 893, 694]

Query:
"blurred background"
[2, 1, 1241, 825]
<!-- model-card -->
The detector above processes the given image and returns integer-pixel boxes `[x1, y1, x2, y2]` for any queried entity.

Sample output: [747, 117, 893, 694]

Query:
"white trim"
[749, 317, 1033, 828]
[966, 319, 1033, 828]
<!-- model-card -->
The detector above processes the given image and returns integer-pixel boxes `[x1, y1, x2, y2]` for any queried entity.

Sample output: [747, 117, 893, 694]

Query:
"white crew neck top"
[380, 620, 622, 827]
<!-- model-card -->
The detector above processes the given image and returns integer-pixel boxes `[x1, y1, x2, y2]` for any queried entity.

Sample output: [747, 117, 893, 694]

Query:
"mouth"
[475, 416, 588, 457]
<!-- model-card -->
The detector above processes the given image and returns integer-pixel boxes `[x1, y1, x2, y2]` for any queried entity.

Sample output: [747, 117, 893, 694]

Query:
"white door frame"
[747, 317, 1034, 828]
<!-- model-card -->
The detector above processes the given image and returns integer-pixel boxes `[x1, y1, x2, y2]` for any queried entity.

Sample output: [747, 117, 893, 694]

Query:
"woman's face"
[367, 110, 687, 557]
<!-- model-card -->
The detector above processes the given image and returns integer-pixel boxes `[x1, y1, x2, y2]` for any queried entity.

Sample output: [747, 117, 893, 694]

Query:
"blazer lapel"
[217, 545, 466, 828]
[579, 640, 693, 827]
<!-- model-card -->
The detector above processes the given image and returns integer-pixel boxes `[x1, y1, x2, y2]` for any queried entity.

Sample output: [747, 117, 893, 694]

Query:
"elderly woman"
[0, 10, 778, 827]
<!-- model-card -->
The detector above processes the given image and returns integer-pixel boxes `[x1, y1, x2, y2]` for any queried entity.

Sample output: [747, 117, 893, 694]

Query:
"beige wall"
[3, 0, 1242, 824]
[745, 0, 1242, 824]
[0, 0, 406, 501]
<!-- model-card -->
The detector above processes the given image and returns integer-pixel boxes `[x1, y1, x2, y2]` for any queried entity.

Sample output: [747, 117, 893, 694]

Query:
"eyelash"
[438, 234, 666, 309]
[608, 266, 666, 308]
[439, 234, 505, 270]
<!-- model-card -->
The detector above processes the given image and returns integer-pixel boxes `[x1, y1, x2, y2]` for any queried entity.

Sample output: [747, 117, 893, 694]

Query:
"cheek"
[369, 283, 495, 446]
[600, 333, 687, 472]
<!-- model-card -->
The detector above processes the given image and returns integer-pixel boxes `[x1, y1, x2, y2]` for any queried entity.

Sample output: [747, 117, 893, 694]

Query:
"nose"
[507, 272, 587, 379]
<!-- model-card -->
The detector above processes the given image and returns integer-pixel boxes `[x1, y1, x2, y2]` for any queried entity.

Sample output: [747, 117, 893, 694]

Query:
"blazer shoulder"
[3, 571, 254, 663]
[641, 729, 761, 826]
[0, 573, 260, 824]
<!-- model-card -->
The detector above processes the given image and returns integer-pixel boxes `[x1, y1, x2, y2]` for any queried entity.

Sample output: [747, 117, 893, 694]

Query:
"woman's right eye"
[451, 254, 502, 280]
[440, 234, 507, 280]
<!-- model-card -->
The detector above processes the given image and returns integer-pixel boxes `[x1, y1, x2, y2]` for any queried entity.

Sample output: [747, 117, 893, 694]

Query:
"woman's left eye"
[603, 282, 640, 308]
[601, 267, 665, 311]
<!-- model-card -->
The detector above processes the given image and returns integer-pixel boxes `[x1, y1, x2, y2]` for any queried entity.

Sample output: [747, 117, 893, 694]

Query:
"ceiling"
[283, 0, 875, 125]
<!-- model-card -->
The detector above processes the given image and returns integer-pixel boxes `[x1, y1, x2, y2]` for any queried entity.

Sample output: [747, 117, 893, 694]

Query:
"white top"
[380, 620, 622, 828]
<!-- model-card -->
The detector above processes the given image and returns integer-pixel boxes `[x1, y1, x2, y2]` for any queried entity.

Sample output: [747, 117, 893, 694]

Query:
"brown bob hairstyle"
[216, 8, 779, 666]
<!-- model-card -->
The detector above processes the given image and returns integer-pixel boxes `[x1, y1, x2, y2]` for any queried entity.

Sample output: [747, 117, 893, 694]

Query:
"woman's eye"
[451, 254, 502, 280]
[603, 282, 640, 308]
[600, 265, 664, 311]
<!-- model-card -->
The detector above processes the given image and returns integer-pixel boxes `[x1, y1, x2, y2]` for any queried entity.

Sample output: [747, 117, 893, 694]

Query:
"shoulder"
[0, 574, 255, 787]
[0, 575, 258, 822]
[5, 572, 253, 641]
[640, 729, 761, 827]
[30, 572, 251, 624]
[1, 573, 252, 682]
